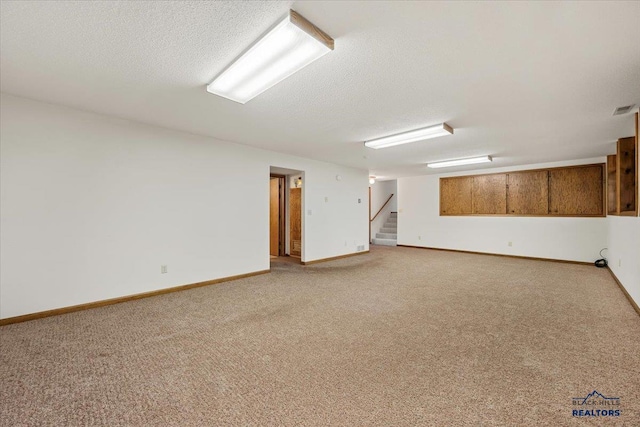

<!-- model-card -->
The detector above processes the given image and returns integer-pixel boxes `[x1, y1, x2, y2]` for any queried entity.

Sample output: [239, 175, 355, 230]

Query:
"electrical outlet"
[508, 241, 513, 247]
[161, 265, 168, 274]
[619, 259, 622, 267]
[344, 240, 347, 246]
[324, 196, 329, 202]
[418, 235, 421, 240]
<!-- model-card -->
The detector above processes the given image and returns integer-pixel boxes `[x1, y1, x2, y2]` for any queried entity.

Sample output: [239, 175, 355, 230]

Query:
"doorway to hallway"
[269, 167, 304, 264]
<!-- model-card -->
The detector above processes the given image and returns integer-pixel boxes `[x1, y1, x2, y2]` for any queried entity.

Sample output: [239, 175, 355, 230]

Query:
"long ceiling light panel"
[427, 156, 492, 168]
[207, 10, 334, 104]
[364, 123, 453, 149]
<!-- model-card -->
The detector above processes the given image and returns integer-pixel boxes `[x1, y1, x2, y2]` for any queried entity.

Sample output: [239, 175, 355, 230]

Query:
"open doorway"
[269, 167, 304, 264]
[369, 179, 398, 246]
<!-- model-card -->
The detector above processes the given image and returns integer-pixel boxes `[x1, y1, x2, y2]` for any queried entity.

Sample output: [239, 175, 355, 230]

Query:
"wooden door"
[440, 176, 472, 215]
[549, 165, 604, 216]
[269, 178, 280, 256]
[472, 174, 506, 214]
[507, 170, 548, 215]
[290, 187, 302, 257]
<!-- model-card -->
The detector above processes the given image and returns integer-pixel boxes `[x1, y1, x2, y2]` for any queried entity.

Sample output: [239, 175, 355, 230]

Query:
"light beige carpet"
[1, 246, 639, 426]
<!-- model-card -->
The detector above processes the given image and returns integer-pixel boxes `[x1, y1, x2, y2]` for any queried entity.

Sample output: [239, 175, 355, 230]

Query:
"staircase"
[372, 212, 397, 246]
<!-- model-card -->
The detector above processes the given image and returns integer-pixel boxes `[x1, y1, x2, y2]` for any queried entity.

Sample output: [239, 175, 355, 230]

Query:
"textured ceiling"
[1, 1, 639, 178]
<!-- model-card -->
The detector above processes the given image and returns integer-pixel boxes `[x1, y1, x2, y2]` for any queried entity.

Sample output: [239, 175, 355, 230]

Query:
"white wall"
[397, 159, 608, 263]
[0, 94, 369, 319]
[369, 179, 397, 240]
[607, 200, 640, 308]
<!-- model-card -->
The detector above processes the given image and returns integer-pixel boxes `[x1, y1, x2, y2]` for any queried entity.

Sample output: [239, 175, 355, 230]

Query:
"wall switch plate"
[508, 241, 513, 247]
[307, 209, 312, 215]
[358, 198, 361, 203]
[324, 196, 328, 202]
[161, 265, 168, 274]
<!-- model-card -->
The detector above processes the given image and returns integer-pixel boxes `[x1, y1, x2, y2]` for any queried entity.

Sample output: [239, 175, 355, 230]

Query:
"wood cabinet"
[290, 188, 302, 257]
[608, 113, 639, 217]
[506, 170, 548, 215]
[472, 174, 506, 214]
[549, 165, 604, 216]
[440, 164, 605, 217]
[440, 176, 472, 215]
[617, 136, 637, 215]
[607, 155, 617, 215]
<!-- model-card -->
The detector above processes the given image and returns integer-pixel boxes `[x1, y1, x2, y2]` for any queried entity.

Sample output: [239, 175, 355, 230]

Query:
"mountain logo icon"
[573, 390, 620, 405]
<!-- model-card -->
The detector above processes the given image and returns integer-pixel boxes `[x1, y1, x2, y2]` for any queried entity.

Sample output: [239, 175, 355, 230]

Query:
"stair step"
[380, 227, 397, 233]
[383, 223, 397, 228]
[390, 212, 397, 218]
[372, 238, 397, 246]
[376, 232, 397, 239]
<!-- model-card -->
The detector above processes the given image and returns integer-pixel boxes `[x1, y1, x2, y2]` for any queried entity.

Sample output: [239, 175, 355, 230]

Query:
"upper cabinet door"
[549, 165, 605, 216]
[440, 176, 472, 215]
[472, 174, 506, 214]
[507, 170, 548, 215]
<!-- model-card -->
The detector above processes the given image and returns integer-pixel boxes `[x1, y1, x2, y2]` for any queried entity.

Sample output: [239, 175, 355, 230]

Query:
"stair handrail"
[370, 193, 394, 222]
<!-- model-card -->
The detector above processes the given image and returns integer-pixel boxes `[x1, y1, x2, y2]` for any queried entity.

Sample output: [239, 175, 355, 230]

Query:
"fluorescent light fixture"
[427, 156, 492, 169]
[364, 123, 453, 149]
[207, 10, 334, 104]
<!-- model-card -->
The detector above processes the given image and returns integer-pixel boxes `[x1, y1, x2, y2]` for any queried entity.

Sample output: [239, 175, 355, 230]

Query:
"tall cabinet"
[608, 112, 639, 217]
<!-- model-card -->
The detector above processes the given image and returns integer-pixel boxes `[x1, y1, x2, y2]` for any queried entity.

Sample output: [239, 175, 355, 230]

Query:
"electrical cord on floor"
[595, 248, 608, 268]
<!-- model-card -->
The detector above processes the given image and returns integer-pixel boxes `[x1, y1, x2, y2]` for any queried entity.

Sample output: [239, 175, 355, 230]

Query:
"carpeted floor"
[1, 246, 639, 426]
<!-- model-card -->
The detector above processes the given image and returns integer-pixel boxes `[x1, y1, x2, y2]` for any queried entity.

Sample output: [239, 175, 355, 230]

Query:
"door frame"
[270, 174, 286, 256]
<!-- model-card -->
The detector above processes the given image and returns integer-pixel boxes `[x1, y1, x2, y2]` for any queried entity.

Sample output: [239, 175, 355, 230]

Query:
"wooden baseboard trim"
[606, 267, 640, 317]
[302, 250, 369, 265]
[0, 269, 270, 326]
[396, 245, 592, 266]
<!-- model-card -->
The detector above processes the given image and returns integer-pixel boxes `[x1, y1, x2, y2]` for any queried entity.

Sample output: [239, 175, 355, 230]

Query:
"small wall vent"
[613, 104, 636, 116]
